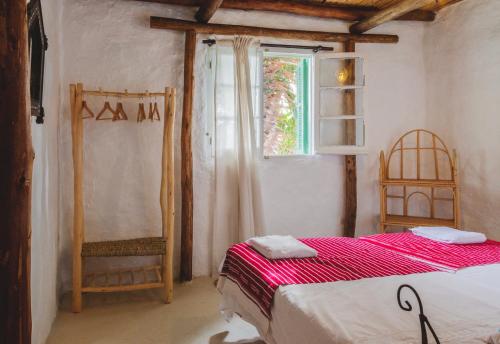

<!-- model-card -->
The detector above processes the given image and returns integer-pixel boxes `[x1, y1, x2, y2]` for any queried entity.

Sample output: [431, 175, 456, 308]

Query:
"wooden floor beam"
[142, 0, 436, 22]
[151, 17, 399, 44]
[0, 0, 33, 342]
[180, 30, 196, 282]
[350, 0, 429, 34]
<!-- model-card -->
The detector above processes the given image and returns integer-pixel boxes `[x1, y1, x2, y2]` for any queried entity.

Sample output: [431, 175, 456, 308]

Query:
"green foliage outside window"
[263, 54, 310, 156]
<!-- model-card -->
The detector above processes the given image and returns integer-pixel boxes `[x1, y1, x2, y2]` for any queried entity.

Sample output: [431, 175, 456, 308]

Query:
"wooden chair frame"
[70, 83, 176, 312]
[379, 129, 460, 232]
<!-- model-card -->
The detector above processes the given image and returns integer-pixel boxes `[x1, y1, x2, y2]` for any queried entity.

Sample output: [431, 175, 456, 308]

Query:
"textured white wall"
[31, 0, 62, 342]
[424, 0, 500, 240]
[58, 0, 428, 290]
[58, 0, 190, 289]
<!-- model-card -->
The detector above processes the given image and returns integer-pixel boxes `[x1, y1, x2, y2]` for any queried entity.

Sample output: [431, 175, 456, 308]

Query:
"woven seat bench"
[82, 237, 166, 257]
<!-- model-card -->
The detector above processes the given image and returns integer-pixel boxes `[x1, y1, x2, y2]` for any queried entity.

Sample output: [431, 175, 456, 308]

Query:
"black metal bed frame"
[397, 284, 441, 344]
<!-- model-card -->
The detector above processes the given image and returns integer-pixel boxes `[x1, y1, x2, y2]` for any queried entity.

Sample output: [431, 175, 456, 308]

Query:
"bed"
[217, 233, 500, 344]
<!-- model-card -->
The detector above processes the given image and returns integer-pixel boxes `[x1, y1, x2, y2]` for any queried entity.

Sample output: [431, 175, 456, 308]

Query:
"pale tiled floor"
[47, 278, 264, 344]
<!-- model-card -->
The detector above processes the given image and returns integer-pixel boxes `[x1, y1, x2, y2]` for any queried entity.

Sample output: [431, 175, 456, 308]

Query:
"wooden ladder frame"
[70, 83, 176, 312]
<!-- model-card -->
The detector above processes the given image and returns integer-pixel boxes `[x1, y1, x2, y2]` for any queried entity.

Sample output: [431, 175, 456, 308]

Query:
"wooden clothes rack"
[379, 129, 461, 232]
[70, 83, 176, 312]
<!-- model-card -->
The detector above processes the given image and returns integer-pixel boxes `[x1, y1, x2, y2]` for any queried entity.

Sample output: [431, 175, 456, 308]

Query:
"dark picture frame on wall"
[28, 0, 48, 124]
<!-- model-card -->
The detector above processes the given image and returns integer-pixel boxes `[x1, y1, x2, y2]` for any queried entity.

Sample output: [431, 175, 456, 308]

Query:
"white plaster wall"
[58, 0, 428, 289]
[424, 0, 500, 240]
[58, 0, 192, 288]
[30, 0, 62, 342]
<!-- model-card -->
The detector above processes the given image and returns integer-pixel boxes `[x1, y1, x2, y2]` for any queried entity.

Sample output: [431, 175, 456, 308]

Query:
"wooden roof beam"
[150, 16, 399, 44]
[195, 0, 223, 23]
[221, 0, 435, 22]
[350, 0, 429, 34]
[141, 0, 436, 23]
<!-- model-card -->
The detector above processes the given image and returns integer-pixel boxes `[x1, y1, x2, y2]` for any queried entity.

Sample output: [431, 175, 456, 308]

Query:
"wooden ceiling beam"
[432, 0, 463, 11]
[141, 0, 435, 22]
[222, 0, 435, 22]
[195, 0, 223, 23]
[350, 0, 429, 34]
[150, 16, 399, 44]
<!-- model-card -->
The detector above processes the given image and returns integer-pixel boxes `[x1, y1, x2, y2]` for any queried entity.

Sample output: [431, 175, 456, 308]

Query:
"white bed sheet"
[218, 264, 500, 344]
[217, 277, 272, 342]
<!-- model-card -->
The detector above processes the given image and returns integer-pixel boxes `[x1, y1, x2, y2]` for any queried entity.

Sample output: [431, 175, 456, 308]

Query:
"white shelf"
[319, 115, 363, 120]
[319, 85, 363, 90]
[315, 146, 368, 155]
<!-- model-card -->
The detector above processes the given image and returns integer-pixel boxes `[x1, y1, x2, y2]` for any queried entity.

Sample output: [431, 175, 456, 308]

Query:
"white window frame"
[313, 52, 367, 155]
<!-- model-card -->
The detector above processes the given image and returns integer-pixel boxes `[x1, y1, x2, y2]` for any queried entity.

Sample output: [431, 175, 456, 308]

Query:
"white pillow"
[410, 226, 487, 244]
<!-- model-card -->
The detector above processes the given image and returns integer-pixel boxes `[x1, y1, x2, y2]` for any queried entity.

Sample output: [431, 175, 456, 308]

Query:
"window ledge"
[315, 146, 368, 155]
[263, 154, 312, 160]
[262, 147, 368, 159]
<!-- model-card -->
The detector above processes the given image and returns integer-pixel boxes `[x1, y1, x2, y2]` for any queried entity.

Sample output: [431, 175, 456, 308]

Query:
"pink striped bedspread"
[360, 232, 500, 270]
[220, 237, 437, 318]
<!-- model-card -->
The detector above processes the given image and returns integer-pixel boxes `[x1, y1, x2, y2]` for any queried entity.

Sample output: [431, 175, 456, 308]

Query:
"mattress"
[219, 264, 500, 344]
[271, 264, 500, 344]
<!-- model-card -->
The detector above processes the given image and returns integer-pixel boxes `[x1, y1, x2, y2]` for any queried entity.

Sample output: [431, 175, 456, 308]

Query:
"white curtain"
[211, 37, 262, 275]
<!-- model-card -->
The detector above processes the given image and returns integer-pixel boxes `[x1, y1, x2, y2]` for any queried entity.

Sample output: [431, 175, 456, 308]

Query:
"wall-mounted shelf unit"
[379, 129, 461, 232]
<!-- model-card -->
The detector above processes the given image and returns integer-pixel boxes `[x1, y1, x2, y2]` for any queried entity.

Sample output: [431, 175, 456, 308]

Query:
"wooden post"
[180, 30, 196, 282]
[343, 40, 357, 238]
[379, 151, 386, 233]
[195, 0, 224, 23]
[71, 83, 84, 312]
[350, 0, 428, 34]
[161, 87, 176, 302]
[453, 150, 461, 229]
[0, 0, 33, 341]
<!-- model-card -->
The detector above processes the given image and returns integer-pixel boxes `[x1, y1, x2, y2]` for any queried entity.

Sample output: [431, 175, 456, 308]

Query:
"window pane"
[263, 53, 311, 156]
[215, 48, 236, 153]
[213, 45, 261, 155]
[319, 88, 363, 117]
[319, 57, 363, 88]
[319, 118, 364, 147]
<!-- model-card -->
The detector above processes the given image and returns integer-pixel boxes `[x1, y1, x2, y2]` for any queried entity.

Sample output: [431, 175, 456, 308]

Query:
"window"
[261, 51, 312, 156]
[260, 50, 365, 157]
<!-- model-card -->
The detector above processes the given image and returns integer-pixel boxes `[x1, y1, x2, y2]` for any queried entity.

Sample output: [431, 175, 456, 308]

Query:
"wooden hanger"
[96, 101, 116, 120]
[136, 103, 146, 123]
[115, 102, 128, 121]
[148, 102, 160, 121]
[81, 100, 95, 119]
